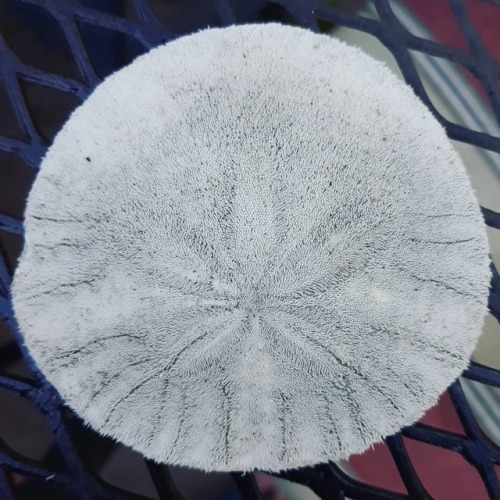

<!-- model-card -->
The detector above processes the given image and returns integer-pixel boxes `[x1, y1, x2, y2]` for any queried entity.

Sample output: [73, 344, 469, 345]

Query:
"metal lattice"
[0, 0, 500, 498]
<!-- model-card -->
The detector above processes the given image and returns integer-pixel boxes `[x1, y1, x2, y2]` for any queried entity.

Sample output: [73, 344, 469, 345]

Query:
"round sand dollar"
[12, 23, 490, 472]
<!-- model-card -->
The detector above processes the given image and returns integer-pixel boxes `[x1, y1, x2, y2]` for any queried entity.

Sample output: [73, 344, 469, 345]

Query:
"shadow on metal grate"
[0, 0, 499, 498]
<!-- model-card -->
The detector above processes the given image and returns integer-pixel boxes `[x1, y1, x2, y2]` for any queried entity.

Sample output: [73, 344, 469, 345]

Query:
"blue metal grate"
[0, 0, 499, 498]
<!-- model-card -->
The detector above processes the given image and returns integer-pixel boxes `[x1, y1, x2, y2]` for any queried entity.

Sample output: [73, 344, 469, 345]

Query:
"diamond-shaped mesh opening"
[0, 82, 27, 142]
[0, 317, 33, 381]
[349, 442, 408, 494]
[77, 21, 149, 79]
[461, 378, 500, 445]
[403, 437, 490, 499]
[0, 0, 499, 498]
[18, 80, 82, 145]
[60, 408, 118, 479]
[326, 22, 405, 80]
[0, 152, 35, 219]
[391, 0, 469, 51]
[0, 388, 66, 472]
[0, 231, 23, 280]
[0, 2, 81, 81]
[408, 50, 500, 135]
[464, 0, 500, 63]
[418, 392, 466, 435]
[98, 445, 161, 499]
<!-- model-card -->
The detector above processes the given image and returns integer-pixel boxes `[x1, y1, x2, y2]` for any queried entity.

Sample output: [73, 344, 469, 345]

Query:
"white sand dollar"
[12, 23, 490, 472]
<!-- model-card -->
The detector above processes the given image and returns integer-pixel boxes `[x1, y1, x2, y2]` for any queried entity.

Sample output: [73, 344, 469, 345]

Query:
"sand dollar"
[12, 23, 490, 472]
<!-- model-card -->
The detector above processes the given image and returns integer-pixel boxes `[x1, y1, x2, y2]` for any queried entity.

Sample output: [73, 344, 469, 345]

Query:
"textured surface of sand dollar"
[12, 23, 490, 472]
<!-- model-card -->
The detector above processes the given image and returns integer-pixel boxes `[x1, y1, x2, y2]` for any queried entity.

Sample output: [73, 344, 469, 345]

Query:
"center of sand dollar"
[240, 292, 264, 317]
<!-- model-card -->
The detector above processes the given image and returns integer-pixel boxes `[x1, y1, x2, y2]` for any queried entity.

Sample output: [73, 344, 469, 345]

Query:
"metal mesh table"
[0, 0, 499, 498]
